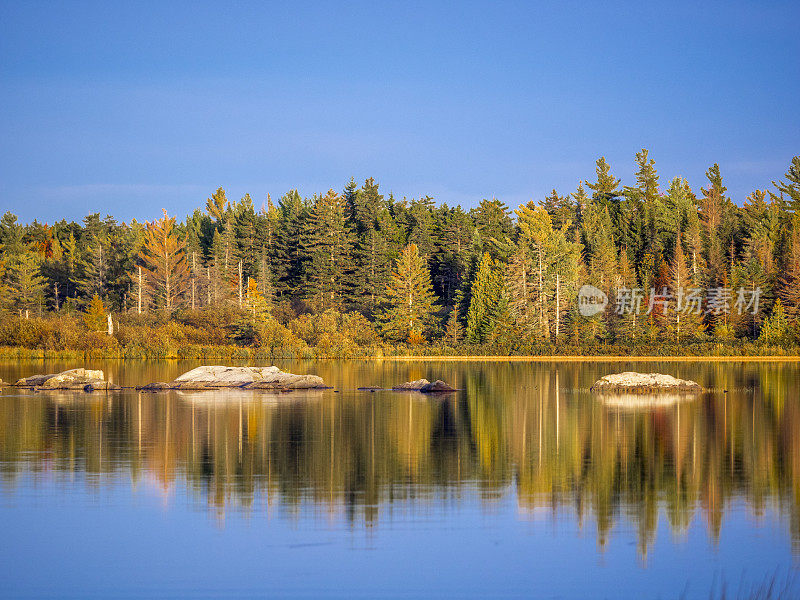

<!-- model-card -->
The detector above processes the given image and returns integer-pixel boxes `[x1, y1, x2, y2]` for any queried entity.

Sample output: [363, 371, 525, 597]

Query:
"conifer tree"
[83, 293, 106, 331]
[138, 210, 189, 311]
[771, 156, 800, 213]
[76, 236, 109, 301]
[777, 219, 800, 322]
[700, 164, 729, 286]
[444, 306, 463, 346]
[349, 179, 396, 314]
[466, 253, 507, 343]
[305, 189, 352, 311]
[666, 234, 705, 341]
[206, 187, 229, 223]
[758, 299, 790, 345]
[8, 251, 47, 314]
[273, 189, 308, 297]
[378, 244, 437, 342]
[471, 198, 513, 258]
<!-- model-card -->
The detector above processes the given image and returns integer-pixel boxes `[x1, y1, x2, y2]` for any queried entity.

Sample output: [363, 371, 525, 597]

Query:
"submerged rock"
[15, 368, 111, 391]
[169, 365, 326, 391]
[591, 372, 702, 394]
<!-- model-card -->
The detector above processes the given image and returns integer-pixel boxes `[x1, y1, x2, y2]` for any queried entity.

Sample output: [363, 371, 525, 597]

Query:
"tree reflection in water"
[0, 360, 798, 558]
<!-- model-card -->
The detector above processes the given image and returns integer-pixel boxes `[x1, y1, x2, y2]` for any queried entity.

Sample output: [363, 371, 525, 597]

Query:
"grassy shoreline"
[1, 346, 799, 362]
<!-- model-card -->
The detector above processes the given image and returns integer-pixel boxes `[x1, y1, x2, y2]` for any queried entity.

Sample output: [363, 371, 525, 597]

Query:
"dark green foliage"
[1, 154, 799, 353]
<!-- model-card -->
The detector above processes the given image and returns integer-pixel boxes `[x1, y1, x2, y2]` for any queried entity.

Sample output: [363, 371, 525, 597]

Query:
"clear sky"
[1, 0, 798, 223]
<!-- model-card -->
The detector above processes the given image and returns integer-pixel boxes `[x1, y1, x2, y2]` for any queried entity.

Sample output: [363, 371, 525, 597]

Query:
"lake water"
[0, 359, 798, 599]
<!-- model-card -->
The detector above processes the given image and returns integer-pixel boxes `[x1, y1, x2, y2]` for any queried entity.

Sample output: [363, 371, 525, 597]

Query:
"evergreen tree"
[8, 251, 47, 314]
[305, 189, 353, 311]
[771, 156, 800, 214]
[471, 198, 513, 257]
[378, 244, 437, 342]
[444, 306, 463, 346]
[777, 219, 800, 322]
[273, 190, 307, 297]
[465, 253, 507, 343]
[758, 299, 790, 345]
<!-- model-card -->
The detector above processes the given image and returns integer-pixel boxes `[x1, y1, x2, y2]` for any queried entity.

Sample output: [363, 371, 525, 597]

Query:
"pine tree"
[771, 156, 800, 213]
[305, 189, 353, 311]
[582, 204, 617, 291]
[700, 164, 729, 286]
[666, 234, 705, 341]
[76, 235, 109, 301]
[348, 179, 396, 314]
[471, 198, 513, 257]
[758, 299, 790, 345]
[444, 306, 463, 346]
[83, 293, 106, 331]
[586, 157, 622, 241]
[466, 253, 506, 343]
[273, 189, 308, 297]
[206, 187, 229, 222]
[378, 244, 437, 342]
[8, 251, 47, 314]
[138, 210, 190, 311]
[777, 220, 800, 322]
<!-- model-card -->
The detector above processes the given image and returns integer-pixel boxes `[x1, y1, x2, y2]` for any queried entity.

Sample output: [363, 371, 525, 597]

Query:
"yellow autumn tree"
[138, 209, 189, 311]
[83, 293, 106, 331]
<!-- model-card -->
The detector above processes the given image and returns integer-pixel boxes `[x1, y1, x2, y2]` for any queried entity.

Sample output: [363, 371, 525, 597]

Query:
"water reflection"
[0, 360, 798, 559]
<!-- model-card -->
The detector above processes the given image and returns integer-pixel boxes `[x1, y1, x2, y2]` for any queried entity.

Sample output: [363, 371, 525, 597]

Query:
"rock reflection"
[0, 361, 798, 558]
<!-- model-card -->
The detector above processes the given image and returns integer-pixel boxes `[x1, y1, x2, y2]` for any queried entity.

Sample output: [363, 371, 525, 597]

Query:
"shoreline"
[1, 354, 799, 363]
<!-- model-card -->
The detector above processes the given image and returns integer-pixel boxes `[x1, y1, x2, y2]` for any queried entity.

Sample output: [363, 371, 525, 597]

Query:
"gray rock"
[590, 372, 702, 394]
[15, 373, 57, 387]
[137, 382, 173, 392]
[392, 379, 430, 391]
[169, 365, 326, 390]
[16, 368, 107, 390]
[420, 380, 457, 393]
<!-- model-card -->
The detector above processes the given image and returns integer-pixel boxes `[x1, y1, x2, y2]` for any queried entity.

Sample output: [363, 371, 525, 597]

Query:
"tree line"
[1, 151, 799, 353]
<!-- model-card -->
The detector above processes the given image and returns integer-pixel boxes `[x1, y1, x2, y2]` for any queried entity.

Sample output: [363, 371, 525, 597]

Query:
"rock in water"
[137, 382, 173, 392]
[169, 366, 326, 390]
[392, 379, 431, 391]
[590, 372, 702, 393]
[420, 380, 457, 393]
[16, 368, 110, 390]
[391, 379, 457, 392]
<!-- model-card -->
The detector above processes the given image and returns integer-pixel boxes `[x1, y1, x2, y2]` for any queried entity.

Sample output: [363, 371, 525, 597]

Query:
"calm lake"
[0, 359, 798, 599]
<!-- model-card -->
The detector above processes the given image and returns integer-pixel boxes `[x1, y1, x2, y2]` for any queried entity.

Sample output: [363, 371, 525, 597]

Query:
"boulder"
[168, 366, 326, 391]
[392, 379, 430, 391]
[590, 372, 702, 394]
[16, 368, 109, 390]
[137, 382, 173, 392]
[420, 380, 457, 393]
[15, 373, 57, 387]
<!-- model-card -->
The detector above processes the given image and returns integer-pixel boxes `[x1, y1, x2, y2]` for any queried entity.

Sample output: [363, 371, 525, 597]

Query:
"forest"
[0, 151, 799, 358]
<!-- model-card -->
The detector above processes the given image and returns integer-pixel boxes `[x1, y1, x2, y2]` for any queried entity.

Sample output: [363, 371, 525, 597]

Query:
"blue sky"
[1, 0, 798, 223]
